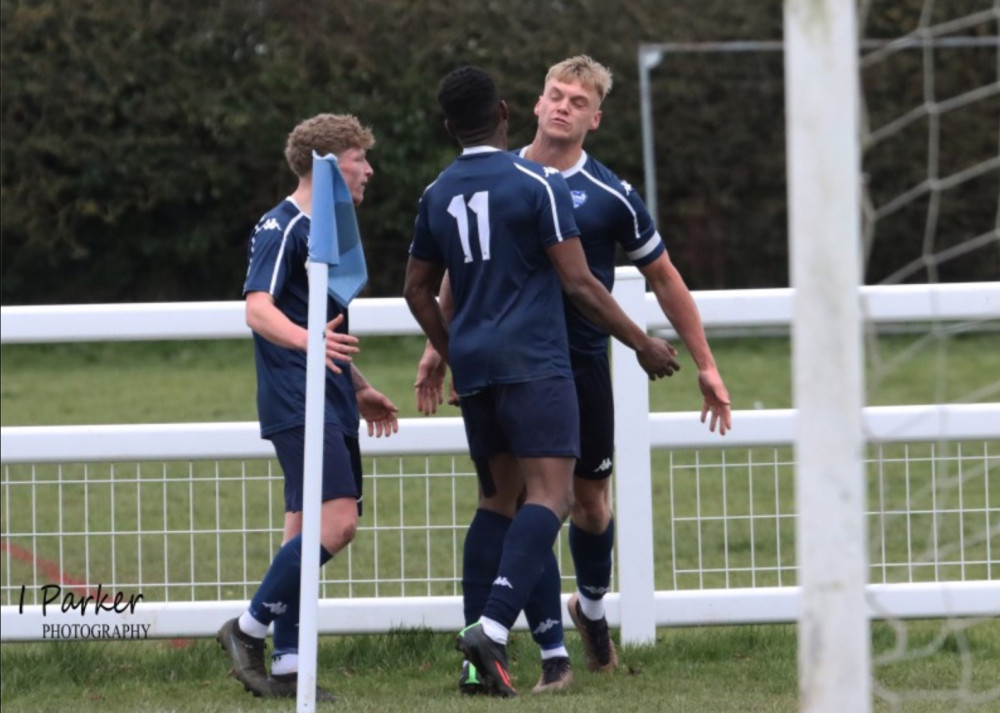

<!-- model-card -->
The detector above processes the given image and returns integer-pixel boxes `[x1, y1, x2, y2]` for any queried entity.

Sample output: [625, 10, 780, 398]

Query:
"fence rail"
[2, 273, 998, 643]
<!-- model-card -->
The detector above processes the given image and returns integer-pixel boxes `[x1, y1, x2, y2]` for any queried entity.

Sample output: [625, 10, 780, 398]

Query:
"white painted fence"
[2, 271, 998, 643]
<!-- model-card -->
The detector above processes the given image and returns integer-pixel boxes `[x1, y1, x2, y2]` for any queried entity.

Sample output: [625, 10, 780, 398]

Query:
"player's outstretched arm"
[546, 239, 680, 380]
[414, 341, 446, 415]
[413, 272, 459, 415]
[245, 291, 359, 374]
[640, 253, 731, 434]
[403, 256, 450, 366]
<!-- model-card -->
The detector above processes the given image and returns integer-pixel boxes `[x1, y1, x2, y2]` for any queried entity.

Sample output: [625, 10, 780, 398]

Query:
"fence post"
[611, 267, 656, 645]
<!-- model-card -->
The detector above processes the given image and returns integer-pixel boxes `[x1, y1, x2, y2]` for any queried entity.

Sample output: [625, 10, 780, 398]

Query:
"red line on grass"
[1, 540, 194, 649]
[1, 540, 94, 597]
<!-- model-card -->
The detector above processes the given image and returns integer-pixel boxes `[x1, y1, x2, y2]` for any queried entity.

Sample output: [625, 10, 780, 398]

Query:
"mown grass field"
[1, 332, 998, 711]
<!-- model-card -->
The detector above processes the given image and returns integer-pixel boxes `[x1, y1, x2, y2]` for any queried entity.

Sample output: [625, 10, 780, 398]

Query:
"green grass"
[2, 332, 998, 427]
[1, 332, 998, 711]
[1, 622, 999, 713]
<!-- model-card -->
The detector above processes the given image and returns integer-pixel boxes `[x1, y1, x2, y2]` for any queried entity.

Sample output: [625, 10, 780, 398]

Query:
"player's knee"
[552, 491, 574, 521]
[571, 493, 610, 530]
[321, 519, 357, 553]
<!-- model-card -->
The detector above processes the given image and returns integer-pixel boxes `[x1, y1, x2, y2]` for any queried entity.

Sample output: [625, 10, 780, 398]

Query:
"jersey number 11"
[447, 192, 491, 263]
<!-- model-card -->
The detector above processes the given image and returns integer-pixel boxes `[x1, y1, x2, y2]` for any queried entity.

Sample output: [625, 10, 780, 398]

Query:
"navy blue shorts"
[573, 351, 615, 480]
[268, 424, 364, 515]
[460, 377, 580, 495]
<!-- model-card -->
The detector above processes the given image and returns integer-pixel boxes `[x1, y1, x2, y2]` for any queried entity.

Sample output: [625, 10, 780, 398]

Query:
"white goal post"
[784, 1, 867, 712]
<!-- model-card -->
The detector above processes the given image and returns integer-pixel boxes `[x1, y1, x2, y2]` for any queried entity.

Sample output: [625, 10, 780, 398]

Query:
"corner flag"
[297, 151, 369, 710]
[309, 151, 368, 307]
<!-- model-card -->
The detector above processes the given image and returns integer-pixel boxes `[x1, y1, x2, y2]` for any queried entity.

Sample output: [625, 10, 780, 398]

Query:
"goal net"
[858, 1, 999, 711]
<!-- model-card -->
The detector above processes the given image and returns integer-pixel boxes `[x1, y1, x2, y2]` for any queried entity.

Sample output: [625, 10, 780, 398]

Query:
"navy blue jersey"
[410, 147, 580, 395]
[517, 148, 666, 356]
[243, 198, 360, 438]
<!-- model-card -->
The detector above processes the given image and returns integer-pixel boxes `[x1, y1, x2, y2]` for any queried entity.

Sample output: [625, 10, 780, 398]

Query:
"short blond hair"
[284, 113, 375, 177]
[545, 55, 614, 103]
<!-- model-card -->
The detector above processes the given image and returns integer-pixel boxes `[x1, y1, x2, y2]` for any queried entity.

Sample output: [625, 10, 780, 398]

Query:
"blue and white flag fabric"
[309, 151, 368, 308]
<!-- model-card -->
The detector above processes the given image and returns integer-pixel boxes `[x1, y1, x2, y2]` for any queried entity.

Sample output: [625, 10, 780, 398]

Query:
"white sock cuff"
[271, 652, 299, 676]
[541, 645, 569, 660]
[479, 616, 509, 645]
[577, 592, 606, 621]
[238, 611, 269, 639]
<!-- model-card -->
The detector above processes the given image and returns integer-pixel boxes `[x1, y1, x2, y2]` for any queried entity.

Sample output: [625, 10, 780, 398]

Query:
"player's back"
[411, 148, 579, 394]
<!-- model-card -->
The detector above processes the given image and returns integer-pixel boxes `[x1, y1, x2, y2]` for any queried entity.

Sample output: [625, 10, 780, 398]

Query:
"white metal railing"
[2, 272, 998, 643]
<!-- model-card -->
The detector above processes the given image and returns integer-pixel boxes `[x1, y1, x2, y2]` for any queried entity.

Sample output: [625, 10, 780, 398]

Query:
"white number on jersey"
[447, 192, 491, 263]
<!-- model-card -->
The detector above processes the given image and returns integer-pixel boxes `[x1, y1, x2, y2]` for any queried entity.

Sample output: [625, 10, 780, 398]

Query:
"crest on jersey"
[571, 190, 588, 208]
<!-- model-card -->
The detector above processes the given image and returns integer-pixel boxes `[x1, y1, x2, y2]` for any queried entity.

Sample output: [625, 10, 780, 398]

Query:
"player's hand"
[414, 341, 447, 415]
[698, 368, 732, 436]
[636, 336, 681, 380]
[323, 314, 359, 374]
[358, 386, 400, 438]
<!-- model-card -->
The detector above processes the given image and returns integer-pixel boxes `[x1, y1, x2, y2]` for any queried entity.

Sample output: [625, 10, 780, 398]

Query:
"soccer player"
[415, 55, 732, 686]
[404, 66, 679, 698]
[217, 114, 399, 701]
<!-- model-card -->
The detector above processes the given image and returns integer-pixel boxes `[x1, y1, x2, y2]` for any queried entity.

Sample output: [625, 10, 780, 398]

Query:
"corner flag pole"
[299, 152, 368, 712]
[298, 152, 338, 713]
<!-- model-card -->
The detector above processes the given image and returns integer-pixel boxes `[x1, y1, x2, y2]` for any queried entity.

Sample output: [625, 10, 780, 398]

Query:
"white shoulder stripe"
[269, 212, 306, 295]
[627, 230, 664, 262]
[581, 168, 664, 262]
[513, 163, 569, 241]
[580, 168, 641, 238]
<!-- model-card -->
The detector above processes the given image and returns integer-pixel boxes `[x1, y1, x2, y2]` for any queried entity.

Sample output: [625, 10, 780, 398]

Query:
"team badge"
[571, 190, 588, 208]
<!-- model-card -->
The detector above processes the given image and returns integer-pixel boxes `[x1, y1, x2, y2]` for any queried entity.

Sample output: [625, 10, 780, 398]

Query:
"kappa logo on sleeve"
[256, 218, 281, 233]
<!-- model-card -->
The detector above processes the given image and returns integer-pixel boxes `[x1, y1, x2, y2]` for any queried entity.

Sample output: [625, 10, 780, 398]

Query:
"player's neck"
[290, 178, 312, 217]
[525, 133, 583, 171]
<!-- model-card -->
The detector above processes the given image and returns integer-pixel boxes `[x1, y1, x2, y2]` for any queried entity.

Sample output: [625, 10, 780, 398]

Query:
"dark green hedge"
[2, 0, 996, 304]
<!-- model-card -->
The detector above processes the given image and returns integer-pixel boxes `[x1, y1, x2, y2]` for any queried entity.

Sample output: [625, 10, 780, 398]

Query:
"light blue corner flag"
[309, 151, 368, 308]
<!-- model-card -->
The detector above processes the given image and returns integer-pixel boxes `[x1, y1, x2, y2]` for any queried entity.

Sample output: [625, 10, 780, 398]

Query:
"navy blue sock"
[249, 534, 333, 632]
[482, 504, 563, 630]
[272, 541, 334, 655]
[523, 548, 565, 651]
[569, 517, 615, 601]
[462, 508, 512, 626]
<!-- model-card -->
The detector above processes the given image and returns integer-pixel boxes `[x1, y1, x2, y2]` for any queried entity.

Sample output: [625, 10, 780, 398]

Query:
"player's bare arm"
[403, 256, 450, 366]
[640, 253, 732, 434]
[413, 271, 458, 415]
[414, 271, 463, 414]
[245, 291, 359, 374]
[545, 239, 680, 380]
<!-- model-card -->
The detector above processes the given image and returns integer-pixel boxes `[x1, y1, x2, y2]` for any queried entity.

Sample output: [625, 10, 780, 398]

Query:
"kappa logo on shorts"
[594, 458, 613, 473]
[492, 576, 514, 589]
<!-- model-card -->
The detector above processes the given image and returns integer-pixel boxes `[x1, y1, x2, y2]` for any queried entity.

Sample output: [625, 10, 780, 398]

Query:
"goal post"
[784, 2, 870, 713]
